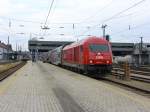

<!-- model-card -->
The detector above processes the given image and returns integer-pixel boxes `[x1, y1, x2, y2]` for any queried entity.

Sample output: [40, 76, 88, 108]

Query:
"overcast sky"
[0, 0, 150, 51]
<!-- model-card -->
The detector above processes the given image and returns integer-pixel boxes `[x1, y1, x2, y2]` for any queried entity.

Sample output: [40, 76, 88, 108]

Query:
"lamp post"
[102, 24, 107, 38]
[139, 37, 143, 66]
[7, 19, 11, 60]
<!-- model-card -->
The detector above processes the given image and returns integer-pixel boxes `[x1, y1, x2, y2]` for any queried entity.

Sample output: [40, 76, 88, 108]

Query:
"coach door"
[79, 45, 83, 64]
[74, 47, 79, 63]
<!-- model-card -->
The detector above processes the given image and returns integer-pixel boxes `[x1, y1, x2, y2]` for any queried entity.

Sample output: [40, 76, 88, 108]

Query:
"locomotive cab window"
[89, 44, 109, 52]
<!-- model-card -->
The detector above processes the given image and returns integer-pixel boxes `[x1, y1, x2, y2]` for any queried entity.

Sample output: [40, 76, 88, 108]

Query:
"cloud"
[0, 0, 11, 15]
[0, 0, 150, 51]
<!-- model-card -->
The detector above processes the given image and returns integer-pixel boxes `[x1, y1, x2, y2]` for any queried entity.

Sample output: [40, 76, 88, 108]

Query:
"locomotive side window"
[89, 44, 109, 52]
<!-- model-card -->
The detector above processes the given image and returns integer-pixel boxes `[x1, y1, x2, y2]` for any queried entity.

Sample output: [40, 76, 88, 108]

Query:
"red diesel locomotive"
[48, 36, 112, 76]
[62, 36, 112, 74]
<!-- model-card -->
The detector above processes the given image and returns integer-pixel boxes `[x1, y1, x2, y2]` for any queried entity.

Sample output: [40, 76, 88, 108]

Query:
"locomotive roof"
[63, 36, 108, 50]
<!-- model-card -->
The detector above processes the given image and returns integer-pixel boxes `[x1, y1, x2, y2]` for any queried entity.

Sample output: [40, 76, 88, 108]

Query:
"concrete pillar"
[149, 54, 150, 65]
[139, 54, 142, 66]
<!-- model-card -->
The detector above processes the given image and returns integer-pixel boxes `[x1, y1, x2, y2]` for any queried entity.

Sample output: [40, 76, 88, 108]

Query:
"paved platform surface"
[0, 61, 149, 112]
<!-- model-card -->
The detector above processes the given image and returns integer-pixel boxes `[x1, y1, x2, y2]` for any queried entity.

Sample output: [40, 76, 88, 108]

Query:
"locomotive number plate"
[96, 56, 103, 59]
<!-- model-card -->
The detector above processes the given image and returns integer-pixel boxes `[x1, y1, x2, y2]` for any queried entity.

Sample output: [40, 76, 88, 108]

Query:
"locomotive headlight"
[106, 60, 109, 64]
[89, 60, 93, 64]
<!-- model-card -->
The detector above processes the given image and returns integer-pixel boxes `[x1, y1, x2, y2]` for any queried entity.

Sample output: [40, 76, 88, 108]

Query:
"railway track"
[0, 61, 26, 81]
[101, 77, 150, 97]
[106, 67, 150, 97]
[0, 60, 19, 65]
[112, 67, 150, 83]
[85, 72, 150, 97]
[131, 74, 150, 83]
[131, 69, 150, 76]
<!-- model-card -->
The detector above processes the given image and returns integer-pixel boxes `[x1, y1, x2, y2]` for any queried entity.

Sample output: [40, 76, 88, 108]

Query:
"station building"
[28, 40, 135, 56]
[133, 43, 150, 65]
[0, 41, 13, 60]
[28, 40, 73, 52]
[28, 40, 73, 61]
[111, 43, 134, 56]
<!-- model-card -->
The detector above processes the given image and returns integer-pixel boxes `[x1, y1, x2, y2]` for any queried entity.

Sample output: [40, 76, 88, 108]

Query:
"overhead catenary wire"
[77, 0, 146, 37]
[94, 0, 146, 28]
[0, 16, 83, 25]
[47, 0, 58, 25]
[0, 16, 43, 24]
[111, 21, 150, 36]
[0, 0, 148, 40]
[79, 0, 114, 23]
[44, 0, 55, 26]
[102, 0, 146, 23]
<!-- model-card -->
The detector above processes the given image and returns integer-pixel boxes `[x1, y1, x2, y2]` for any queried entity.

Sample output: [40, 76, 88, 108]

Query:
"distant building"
[133, 43, 150, 65]
[28, 40, 73, 52]
[28, 40, 73, 61]
[0, 41, 13, 60]
[111, 43, 134, 56]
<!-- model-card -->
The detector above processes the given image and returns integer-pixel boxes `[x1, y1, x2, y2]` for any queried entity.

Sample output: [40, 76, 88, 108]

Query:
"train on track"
[46, 36, 113, 77]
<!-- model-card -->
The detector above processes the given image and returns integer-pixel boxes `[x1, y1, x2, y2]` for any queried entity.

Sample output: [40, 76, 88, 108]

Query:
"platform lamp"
[41, 26, 50, 30]
[102, 24, 107, 38]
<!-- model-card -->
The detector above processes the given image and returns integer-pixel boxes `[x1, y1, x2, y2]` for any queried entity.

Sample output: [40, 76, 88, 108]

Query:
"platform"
[0, 61, 149, 112]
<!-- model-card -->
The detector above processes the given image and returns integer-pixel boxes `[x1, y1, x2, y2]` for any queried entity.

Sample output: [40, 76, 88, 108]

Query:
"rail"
[0, 61, 26, 81]
[102, 77, 150, 94]
[112, 62, 150, 82]
[111, 62, 131, 80]
[0, 60, 19, 65]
